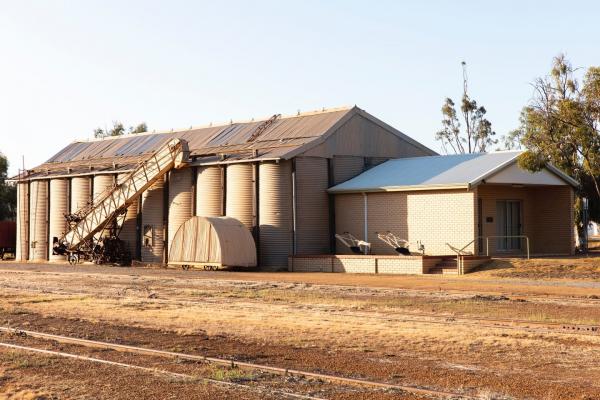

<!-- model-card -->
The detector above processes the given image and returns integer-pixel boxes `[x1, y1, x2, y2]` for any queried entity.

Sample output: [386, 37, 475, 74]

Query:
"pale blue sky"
[1, 0, 598, 176]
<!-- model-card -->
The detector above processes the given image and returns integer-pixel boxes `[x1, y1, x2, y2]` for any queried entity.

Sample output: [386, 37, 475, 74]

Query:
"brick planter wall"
[288, 255, 443, 275]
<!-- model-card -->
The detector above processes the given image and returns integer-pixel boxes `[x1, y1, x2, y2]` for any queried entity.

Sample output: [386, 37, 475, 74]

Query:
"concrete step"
[427, 267, 458, 275]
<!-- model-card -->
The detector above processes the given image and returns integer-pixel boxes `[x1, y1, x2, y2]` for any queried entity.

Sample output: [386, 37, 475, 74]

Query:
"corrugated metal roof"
[328, 151, 577, 193]
[16, 106, 439, 181]
[20, 108, 354, 180]
[44, 108, 350, 165]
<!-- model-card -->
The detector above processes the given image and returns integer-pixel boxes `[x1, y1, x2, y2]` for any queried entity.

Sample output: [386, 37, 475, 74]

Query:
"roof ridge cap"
[72, 106, 354, 144]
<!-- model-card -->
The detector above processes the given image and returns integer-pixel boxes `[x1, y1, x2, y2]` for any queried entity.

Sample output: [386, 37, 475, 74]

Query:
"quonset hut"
[14, 106, 435, 270]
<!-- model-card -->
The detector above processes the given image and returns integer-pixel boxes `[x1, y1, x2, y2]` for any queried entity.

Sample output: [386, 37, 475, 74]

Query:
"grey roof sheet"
[45, 109, 351, 165]
[329, 151, 536, 192]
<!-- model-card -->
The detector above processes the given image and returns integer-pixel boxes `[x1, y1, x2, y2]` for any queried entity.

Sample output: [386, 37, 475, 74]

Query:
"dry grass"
[2, 265, 600, 399]
[480, 257, 600, 280]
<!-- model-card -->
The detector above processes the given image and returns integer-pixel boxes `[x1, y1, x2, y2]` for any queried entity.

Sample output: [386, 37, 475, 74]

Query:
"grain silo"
[28, 180, 48, 261]
[70, 177, 91, 212]
[195, 166, 223, 217]
[225, 163, 255, 230]
[15, 182, 29, 261]
[294, 157, 330, 255]
[258, 161, 293, 269]
[93, 174, 115, 200]
[141, 178, 165, 263]
[48, 179, 69, 261]
[93, 174, 115, 239]
[13, 106, 435, 269]
[168, 168, 193, 253]
[117, 173, 138, 257]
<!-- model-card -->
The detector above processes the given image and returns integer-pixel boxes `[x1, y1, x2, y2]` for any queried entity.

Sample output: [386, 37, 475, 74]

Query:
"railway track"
[3, 266, 600, 306]
[323, 310, 600, 337]
[2, 282, 600, 338]
[0, 341, 324, 400]
[0, 326, 473, 399]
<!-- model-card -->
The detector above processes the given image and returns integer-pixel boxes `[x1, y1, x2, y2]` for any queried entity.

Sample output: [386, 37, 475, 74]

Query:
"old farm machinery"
[53, 138, 190, 266]
[56, 206, 132, 265]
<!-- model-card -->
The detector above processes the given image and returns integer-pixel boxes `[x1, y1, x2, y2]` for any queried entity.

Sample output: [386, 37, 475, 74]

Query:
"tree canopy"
[436, 62, 496, 153]
[94, 121, 147, 139]
[0, 153, 16, 221]
[515, 54, 600, 222]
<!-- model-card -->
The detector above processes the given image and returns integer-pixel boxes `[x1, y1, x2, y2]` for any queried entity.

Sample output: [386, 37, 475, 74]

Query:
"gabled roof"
[16, 106, 434, 180]
[328, 151, 578, 193]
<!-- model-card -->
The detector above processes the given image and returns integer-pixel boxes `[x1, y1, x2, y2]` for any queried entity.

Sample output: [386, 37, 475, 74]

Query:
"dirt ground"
[0, 258, 600, 399]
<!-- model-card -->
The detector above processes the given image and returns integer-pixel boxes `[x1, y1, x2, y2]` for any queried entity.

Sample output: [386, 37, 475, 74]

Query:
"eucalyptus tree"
[436, 62, 496, 154]
[516, 54, 600, 223]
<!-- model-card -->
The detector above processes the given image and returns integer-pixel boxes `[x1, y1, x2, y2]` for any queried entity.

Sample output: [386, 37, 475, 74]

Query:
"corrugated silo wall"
[225, 164, 255, 229]
[70, 177, 91, 213]
[28, 180, 48, 261]
[168, 168, 193, 257]
[258, 161, 293, 270]
[332, 155, 365, 185]
[93, 174, 115, 239]
[117, 174, 138, 258]
[294, 157, 330, 255]
[141, 178, 165, 263]
[48, 179, 69, 261]
[16, 182, 29, 261]
[92, 174, 115, 199]
[196, 166, 223, 217]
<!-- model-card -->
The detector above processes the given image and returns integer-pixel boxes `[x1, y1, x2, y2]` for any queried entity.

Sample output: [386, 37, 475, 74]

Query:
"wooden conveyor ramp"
[59, 138, 190, 251]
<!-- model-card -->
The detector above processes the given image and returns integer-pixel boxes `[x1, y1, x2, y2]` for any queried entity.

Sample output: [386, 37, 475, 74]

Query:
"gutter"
[8, 170, 133, 183]
[9, 157, 284, 183]
[328, 183, 470, 195]
[190, 157, 281, 167]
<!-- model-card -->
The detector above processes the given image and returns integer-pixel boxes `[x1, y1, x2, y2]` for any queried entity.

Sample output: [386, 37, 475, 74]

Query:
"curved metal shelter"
[168, 216, 257, 269]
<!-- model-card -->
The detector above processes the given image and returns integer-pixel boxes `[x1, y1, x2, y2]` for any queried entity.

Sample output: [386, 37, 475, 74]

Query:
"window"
[143, 225, 154, 247]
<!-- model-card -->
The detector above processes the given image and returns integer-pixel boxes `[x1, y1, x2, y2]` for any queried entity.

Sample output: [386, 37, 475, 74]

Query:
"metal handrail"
[445, 239, 476, 275]
[485, 235, 530, 259]
[445, 235, 531, 275]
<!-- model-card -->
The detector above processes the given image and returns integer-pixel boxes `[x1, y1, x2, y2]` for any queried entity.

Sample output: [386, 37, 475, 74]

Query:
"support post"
[363, 192, 368, 255]
[291, 159, 297, 256]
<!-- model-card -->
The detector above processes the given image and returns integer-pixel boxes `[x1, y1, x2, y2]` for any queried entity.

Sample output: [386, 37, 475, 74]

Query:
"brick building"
[328, 152, 577, 258]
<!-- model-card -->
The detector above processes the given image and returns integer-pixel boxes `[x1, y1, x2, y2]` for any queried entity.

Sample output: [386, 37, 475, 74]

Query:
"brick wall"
[288, 255, 432, 274]
[333, 257, 377, 273]
[531, 186, 574, 255]
[334, 193, 365, 254]
[406, 190, 476, 255]
[334, 189, 475, 256]
[376, 257, 425, 274]
[366, 192, 408, 254]
[334, 185, 574, 258]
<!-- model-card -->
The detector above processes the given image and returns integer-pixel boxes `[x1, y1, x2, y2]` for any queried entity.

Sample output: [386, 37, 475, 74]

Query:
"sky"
[1, 0, 599, 176]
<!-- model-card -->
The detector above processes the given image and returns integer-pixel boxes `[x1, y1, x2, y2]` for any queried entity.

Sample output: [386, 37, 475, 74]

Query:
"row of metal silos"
[168, 162, 294, 269]
[16, 155, 357, 268]
[16, 174, 121, 262]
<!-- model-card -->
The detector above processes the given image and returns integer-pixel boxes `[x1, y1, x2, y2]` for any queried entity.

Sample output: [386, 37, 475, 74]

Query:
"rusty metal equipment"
[53, 138, 190, 265]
